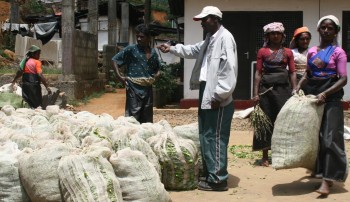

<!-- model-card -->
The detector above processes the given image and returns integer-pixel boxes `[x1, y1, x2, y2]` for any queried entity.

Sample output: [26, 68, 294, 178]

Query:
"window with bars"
[342, 11, 350, 62]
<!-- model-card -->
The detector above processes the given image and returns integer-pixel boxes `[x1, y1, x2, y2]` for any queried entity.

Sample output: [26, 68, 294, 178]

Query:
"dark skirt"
[253, 68, 291, 151]
[22, 73, 42, 108]
[252, 84, 291, 151]
[305, 77, 348, 181]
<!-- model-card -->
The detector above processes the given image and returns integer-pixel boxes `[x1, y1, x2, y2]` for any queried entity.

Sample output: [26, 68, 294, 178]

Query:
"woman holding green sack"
[296, 15, 348, 196]
[11, 45, 51, 108]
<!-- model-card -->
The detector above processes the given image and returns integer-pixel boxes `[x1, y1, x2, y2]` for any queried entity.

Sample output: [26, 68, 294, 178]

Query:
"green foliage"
[151, 0, 169, 12]
[0, 65, 61, 74]
[42, 66, 62, 74]
[126, 0, 170, 12]
[249, 104, 273, 140]
[0, 50, 9, 59]
[0, 66, 17, 74]
[27, 0, 46, 14]
[21, 0, 51, 16]
[1, 32, 15, 51]
[108, 69, 125, 89]
[67, 99, 80, 107]
[229, 145, 262, 160]
[168, 62, 183, 78]
[153, 61, 177, 98]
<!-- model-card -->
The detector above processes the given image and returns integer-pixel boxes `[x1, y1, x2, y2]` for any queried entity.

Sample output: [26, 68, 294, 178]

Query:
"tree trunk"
[144, 0, 151, 26]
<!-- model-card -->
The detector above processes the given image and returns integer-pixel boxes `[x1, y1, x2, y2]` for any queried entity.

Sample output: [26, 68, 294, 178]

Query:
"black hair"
[26, 50, 41, 58]
[208, 15, 222, 23]
[135, 24, 151, 37]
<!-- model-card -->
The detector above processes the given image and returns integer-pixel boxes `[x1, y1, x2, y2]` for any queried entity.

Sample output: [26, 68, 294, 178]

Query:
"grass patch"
[229, 145, 273, 166]
[42, 66, 62, 74]
[0, 65, 61, 74]
[0, 67, 17, 74]
[229, 145, 262, 160]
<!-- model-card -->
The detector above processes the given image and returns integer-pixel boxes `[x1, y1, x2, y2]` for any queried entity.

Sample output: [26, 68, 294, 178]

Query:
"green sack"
[0, 92, 27, 109]
[19, 57, 28, 70]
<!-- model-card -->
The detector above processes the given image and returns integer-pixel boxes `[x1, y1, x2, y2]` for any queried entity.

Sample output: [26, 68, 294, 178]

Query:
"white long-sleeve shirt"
[170, 26, 238, 109]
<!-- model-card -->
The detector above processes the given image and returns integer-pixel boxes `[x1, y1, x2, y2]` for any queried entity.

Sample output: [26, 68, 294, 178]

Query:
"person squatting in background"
[252, 22, 297, 167]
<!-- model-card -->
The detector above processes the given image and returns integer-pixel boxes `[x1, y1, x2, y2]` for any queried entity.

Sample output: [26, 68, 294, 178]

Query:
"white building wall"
[182, 0, 350, 100]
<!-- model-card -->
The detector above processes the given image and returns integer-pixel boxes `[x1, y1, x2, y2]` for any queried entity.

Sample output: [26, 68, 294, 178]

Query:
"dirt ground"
[75, 89, 350, 202]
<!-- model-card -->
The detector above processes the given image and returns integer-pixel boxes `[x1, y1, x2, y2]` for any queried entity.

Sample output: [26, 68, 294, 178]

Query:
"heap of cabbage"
[0, 105, 199, 202]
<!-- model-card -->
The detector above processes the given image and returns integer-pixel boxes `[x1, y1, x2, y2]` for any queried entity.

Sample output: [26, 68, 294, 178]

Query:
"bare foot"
[315, 180, 333, 196]
[260, 158, 269, 167]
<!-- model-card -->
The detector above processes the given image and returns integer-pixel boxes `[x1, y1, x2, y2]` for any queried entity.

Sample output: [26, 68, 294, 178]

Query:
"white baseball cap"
[193, 6, 222, 21]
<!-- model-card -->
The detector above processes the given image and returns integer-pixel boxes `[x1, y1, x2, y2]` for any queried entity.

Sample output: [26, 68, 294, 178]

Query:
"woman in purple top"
[296, 15, 348, 196]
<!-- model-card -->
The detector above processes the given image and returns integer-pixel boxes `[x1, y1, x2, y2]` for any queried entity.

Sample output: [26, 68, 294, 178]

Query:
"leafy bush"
[21, 0, 52, 16]
[153, 62, 177, 99]
[1, 32, 15, 51]
[168, 62, 183, 79]
[108, 69, 125, 89]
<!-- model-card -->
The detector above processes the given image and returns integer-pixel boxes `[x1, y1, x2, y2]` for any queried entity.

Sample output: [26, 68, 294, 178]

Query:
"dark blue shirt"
[112, 44, 160, 80]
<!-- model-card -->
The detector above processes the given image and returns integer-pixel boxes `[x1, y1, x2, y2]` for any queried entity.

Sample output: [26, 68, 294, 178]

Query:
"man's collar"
[210, 25, 222, 38]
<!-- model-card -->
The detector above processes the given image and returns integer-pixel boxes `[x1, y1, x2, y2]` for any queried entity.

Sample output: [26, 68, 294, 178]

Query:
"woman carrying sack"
[11, 45, 51, 109]
[296, 15, 348, 196]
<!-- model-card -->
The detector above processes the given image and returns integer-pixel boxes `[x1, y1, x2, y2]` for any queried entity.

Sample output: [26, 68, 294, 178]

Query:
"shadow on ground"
[272, 176, 348, 196]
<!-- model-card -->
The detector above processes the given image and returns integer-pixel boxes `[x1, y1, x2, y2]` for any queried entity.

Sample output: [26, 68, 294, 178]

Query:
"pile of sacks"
[0, 105, 200, 202]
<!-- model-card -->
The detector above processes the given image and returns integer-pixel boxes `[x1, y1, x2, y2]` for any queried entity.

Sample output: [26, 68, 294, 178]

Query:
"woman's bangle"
[320, 92, 327, 99]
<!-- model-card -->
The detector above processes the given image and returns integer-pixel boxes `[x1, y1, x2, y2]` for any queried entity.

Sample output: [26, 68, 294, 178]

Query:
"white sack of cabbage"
[0, 141, 30, 202]
[0, 83, 22, 95]
[147, 131, 199, 190]
[1, 104, 16, 116]
[137, 120, 173, 140]
[18, 143, 77, 202]
[110, 126, 161, 176]
[58, 147, 123, 202]
[173, 122, 199, 149]
[1, 109, 79, 150]
[0, 114, 35, 150]
[172, 122, 203, 177]
[110, 148, 171, 202]
[272, 93, 324, 170]
[73, 111, 115, 132]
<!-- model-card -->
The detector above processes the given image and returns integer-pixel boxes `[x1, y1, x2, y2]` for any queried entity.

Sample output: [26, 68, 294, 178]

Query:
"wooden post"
[61, 0, 75, 75]
[88, 0, 98, 35]
[144, 0, 151, 27]
[108, 0, 117, 45]
[9, 0, 19, 23]
[120, 2, 129, 43]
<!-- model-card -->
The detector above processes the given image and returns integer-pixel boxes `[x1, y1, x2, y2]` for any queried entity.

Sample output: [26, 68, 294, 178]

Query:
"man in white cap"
[158, 6, 238, 191]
